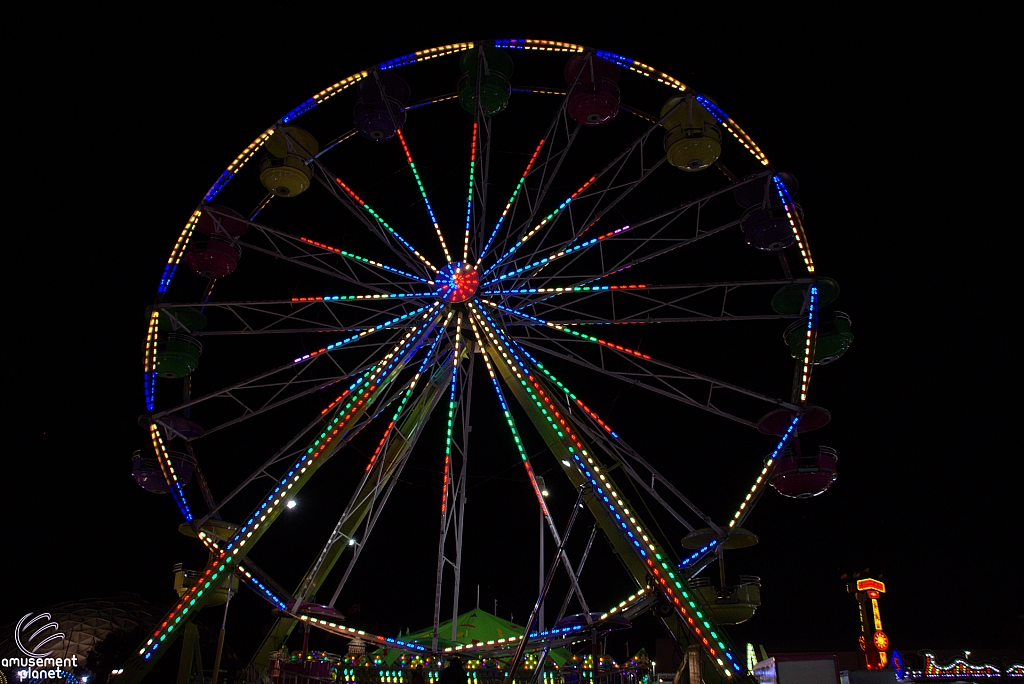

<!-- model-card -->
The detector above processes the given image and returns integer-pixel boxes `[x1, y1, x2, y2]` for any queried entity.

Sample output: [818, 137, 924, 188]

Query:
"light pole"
[537, 476, 549, 632]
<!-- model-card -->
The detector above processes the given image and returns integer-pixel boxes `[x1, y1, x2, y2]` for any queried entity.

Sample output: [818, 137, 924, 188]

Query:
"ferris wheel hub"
[434, 262, 479, 303]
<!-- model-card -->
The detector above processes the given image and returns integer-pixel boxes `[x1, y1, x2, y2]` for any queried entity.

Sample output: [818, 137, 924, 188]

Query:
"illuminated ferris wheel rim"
[131, 38, 837, 684]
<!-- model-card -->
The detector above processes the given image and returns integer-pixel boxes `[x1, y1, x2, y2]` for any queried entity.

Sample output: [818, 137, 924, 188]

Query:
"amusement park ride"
[129, 40, 853, 684]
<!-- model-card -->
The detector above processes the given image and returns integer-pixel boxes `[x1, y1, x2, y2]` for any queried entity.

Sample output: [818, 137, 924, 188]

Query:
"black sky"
[5, 3, 1020, 668]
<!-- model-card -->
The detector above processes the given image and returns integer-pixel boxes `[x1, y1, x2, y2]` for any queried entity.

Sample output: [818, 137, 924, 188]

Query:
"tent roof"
[382, 609, 572, 665]
[403, 608, 524, 646]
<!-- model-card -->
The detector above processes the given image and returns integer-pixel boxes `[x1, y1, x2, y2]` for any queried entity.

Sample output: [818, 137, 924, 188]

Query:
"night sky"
[6, 5, 1020, 672]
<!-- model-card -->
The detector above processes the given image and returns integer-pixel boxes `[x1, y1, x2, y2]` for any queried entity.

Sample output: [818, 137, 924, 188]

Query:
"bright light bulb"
[286, 500, 297, 509]
[349, 538, 357, 546]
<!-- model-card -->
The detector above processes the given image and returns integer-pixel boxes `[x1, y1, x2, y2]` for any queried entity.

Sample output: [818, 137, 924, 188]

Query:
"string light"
[695, 95, 769, 167]
[772, 175, 814, 274]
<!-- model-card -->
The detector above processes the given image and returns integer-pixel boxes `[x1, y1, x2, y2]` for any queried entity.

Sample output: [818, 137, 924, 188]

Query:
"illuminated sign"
[872, 598, 883, 630]
[873, 630, 889, 651]
[856, 578, 886, 593]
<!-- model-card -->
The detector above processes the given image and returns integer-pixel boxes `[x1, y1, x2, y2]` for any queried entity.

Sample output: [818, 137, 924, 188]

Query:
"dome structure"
[0, 598, 157, 669]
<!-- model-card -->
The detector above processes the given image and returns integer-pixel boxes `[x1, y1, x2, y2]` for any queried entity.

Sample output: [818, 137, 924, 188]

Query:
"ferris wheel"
[127, 39, 852, 683]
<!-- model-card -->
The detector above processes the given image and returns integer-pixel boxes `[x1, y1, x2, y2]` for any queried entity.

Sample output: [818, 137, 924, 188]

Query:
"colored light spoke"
[467, 316, 550, 518]
[484, 223, 634, 286]
[773, 175, 814, 274]
[478, 138, 546, 265]
[395, 129, 451, 264]
[196, 534, 288, 610]
[441, 314, 461, 514]
[484, 284, 647, 296]
[291, 293, 433, 302]
[366, 322, 449, 473]
[483, 176, 598, 277]
[334, 177, 438, 273]
[293, 305, 432, 364]
[728, 415, 800, 529]
[480, 299, 651, 360]
[464, 123, 477, 263]
[509, 342, 619, 439]
[298, 236, 429, 283]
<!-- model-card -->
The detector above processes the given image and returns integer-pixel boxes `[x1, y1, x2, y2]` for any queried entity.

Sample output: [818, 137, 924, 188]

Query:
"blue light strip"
[482, 197, 574, 277]
[677, 539, 719, 570]
[694, 95, 728, 125]
[145, 371, 157, 412]
[379, 53, 420, 70]
[281, 98, 318, 124]
[593, 50, 632, 69]
[238, 566, 288, 610]
[157, 264, 178, 294]
[483, 234, 598, 286]
[204, 170, 233, 202]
